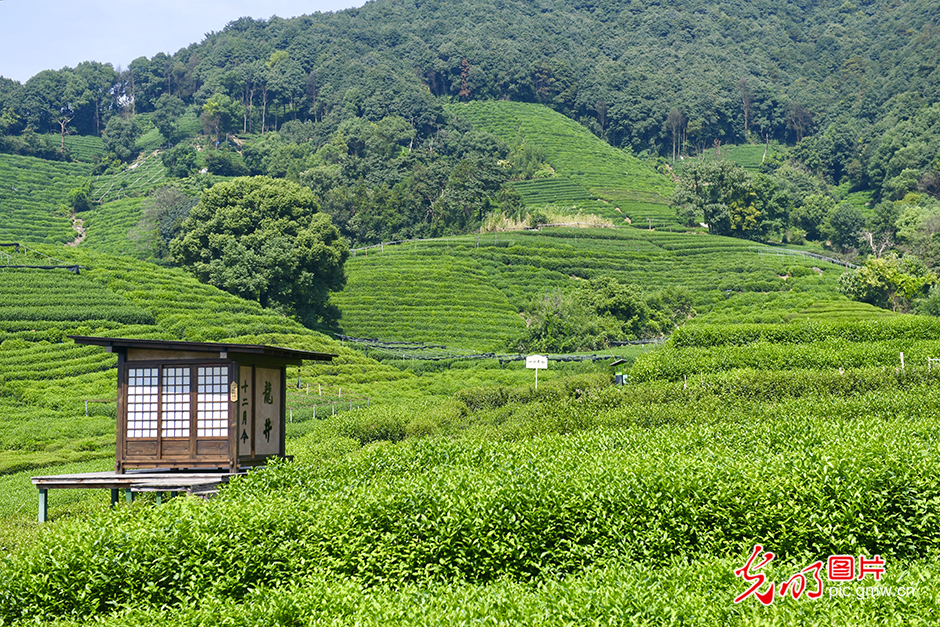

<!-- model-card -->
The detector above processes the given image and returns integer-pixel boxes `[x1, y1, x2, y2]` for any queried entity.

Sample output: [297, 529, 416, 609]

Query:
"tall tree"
[666, 107, 686, 163]
[737, 77, 753, 142]
[152, 94, 185, 146]
[170, 176, 350, 328]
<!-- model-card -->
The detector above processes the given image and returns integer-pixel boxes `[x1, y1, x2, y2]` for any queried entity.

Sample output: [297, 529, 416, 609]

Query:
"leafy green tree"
[161, 144, 197, 178]
[915, 285, 940, 317]
[508, 289, 605, 353]
[200, 94, 243, 146]
[170, 176, 349, 327]
[839, 253, 936, 311]
[893, 193, 940, 266]
[823, 203, 865, 251]
[884, 168, 922, 200]
[102, 115, 140, 162]
[574, 276, 651, 338]
[791, 194, 836, 242]
[152, 94, 186, 146]
[267, 53, 306, 123]
[204, 150, 249, 176]
[671, 159, 781, 239]
[72, 61, 118, 136]
[67, 182, 93, 213]
[509, 277, 686, 353]
[130, 186, 199, 259]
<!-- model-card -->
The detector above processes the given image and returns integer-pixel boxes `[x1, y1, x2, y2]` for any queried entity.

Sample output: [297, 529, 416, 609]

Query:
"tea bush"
[3, 402, 940, 622]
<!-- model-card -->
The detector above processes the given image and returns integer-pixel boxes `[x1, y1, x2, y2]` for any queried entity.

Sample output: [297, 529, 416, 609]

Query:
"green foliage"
[203, 149, 248, 176]
[668, 317, 940, 349]
[5, 382, 940, 622]
[914, 285, 940, 317]
[61, 135, 105, 163]
[335, 227, 863, 349]
[823, 202, 865, 251]
[160, 144, 197, 178]
[170, 176, 350, 327]
[671, 158, 785, 239]
[66, 181, 92, 213]
[151, 94, 186, 146]
[92, 152, 167, 204]
[200, 94, 244, 144]
[791, 193, 836, 241]
[839, 254, 936, 311]
[0, 153, 89, 244]
[128, 187, 199, 260]
[453, 101, 674, 226]
[510, 277, 679, 353]
[80, 198, 145, 258]
[102, 116, 140, 163]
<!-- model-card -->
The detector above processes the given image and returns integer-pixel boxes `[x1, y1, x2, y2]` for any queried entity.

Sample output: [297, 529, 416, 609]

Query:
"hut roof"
[69, 335, 336, 365]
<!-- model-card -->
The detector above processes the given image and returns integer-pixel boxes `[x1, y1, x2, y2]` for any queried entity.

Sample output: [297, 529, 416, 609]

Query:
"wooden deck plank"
[32, 469, 250, 521]
[31, 470, 244, 491]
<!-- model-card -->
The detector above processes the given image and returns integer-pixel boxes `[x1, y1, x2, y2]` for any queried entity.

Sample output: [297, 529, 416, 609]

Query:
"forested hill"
[1, 0, 938, 180]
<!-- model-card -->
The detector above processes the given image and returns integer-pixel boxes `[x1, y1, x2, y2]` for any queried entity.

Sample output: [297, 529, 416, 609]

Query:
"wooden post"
[111, 489, 119, 508]
[125, 488, 134, 503]
[38, 489, 48, 523]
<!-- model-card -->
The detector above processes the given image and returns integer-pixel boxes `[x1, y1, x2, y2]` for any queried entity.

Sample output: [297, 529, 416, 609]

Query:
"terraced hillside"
[62, 135, 106, 163]
[0, 154, 89, 244]
[449, 101, 677, 227]
[91, 152, 167, 204]
[0, 245, 603, 519]
[0, 246, 380, 476]
[335, 228, 889, 350]
[79, 197, 145, 257]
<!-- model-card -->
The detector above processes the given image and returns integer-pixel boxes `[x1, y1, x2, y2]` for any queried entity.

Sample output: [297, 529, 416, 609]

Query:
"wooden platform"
[31, 469, 244, 522]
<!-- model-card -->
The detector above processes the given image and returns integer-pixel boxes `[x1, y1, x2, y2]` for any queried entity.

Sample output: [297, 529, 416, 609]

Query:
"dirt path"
[67, 215, 86, 247]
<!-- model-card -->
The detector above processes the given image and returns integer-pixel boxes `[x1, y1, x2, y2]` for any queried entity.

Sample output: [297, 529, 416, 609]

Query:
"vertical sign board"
[254, 367, 282, 456]
[526, 354, 548, 390]
[237, 366, 254, 458]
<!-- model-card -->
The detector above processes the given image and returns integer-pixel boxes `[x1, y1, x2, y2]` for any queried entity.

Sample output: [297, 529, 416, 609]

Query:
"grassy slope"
[0, 245, 604, 516]
[450, 101, 678, 226]
[62, 135, 105, 163]
[79, 197, 145, 256]
[90, 152, 167, 205]
[335, 227, 890, 350]
[5, 318, 940, 625]
[3, 116, 931, 625]
[0, 154, 88, 245]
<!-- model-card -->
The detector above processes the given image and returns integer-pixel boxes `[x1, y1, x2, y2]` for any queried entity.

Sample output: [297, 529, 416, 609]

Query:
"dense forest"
[2, 0, 938, 187]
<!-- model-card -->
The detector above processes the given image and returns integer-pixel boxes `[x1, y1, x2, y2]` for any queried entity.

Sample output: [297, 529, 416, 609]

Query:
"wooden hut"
[70, 336, 335, 473]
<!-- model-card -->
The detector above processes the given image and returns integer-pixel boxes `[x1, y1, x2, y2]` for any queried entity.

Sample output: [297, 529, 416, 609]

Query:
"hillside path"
[67, 215, 86, 247]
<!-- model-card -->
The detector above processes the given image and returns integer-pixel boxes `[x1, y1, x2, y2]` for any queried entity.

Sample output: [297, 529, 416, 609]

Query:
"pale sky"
[0, 0, 367, 84]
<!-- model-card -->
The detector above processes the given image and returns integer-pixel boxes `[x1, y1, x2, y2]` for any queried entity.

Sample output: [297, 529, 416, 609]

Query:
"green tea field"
[0, 101, 934, 627]
[450, 101, 678, 228]
[2, 312, 940, 625]
[0, 154, 89, 244]
[334, 227, 887, 350]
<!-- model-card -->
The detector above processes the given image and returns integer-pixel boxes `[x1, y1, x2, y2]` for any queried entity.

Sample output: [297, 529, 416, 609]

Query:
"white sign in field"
[526, 355, 548, 369]
[526, 354, 548, 390]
